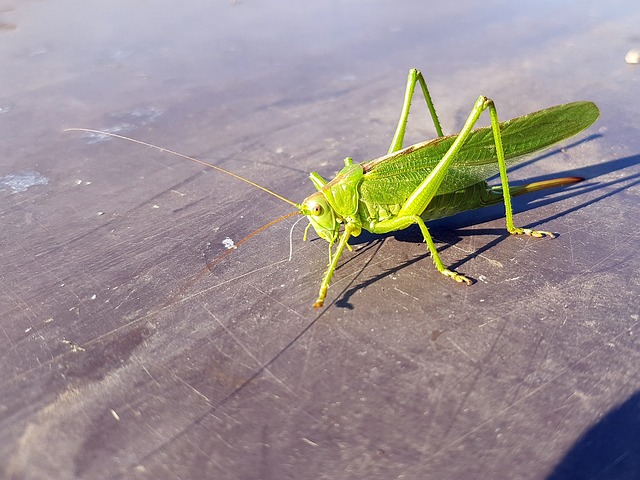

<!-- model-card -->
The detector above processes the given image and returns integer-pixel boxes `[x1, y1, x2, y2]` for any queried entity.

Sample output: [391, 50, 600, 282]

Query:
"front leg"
[313, 224, 356, 308]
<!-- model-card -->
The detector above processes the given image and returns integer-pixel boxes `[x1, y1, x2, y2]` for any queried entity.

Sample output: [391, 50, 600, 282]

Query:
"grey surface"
[1, 1, 639, 479]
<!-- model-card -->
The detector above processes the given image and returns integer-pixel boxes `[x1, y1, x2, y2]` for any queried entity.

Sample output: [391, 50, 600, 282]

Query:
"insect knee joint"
[481, 96, 494, 109]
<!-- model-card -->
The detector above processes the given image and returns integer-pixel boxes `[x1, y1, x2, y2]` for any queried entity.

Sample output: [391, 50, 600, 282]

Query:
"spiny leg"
[374, 95, 555, 285]
[414, 215, 471, 285]
[369, 214, 471, 286]
[397, 95, 493, 218]
[313, 224, 356, 308]
[388, 68, 444, 154]
[395, 95, 554, 238]
[486, 99, 555, 238]
[371, 96, 495, 286]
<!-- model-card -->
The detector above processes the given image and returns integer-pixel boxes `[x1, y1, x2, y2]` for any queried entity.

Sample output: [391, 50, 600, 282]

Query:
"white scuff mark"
[24, 327, 32, 333]
[393, 287, 420, 302]
[91, 294, 97, 300]
[0, 171, 48, 193]
[117, 106, 164, 124]
[478, 274, 488, 283]
[152, 204, 159, 209]
[97, 211, 105, 216]
[302, 437, 318, 447]
[108, 49, 132, 61]
[222, 237, 237, 250]
[80, 124, 135, 143]
[447, 337, 477, 364]
[110, 409, 120, 421]
[30, 47, 48, 57]
[80, 107, 165, 144]
[625, 48, 640, 64]
[62, 338, 85, 353]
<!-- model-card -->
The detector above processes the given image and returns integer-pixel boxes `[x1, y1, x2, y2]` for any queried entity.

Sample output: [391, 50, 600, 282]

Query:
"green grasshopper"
[68, 68, 600, 308]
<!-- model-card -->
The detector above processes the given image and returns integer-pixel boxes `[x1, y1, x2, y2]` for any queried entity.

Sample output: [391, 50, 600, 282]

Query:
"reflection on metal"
[0, 171, 48, 193]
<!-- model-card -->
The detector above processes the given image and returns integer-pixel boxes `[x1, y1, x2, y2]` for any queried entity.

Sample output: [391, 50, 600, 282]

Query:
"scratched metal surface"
[1, 1, 639, 479]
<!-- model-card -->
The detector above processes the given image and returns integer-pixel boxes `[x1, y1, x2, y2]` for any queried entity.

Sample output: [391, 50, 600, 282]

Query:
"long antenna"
[64, 128, 300, 208]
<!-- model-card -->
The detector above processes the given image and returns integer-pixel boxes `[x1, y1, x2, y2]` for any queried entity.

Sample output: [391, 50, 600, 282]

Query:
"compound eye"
[311, 203, 323, 216]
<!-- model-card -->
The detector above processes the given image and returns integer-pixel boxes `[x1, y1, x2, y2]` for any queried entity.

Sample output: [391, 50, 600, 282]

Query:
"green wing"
[360, 101, 599, 205]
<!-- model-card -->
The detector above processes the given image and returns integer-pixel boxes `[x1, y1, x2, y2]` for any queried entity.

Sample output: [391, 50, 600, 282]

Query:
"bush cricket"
[67, 68, 600, 308]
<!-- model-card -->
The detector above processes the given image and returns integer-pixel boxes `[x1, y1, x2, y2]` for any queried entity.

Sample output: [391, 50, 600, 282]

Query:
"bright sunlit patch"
[0, 171, 48, 193]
